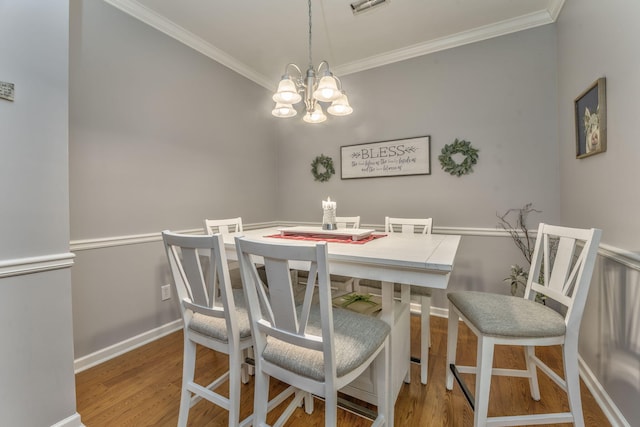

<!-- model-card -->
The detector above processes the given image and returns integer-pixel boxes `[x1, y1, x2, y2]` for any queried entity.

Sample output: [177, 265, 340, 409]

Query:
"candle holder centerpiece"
[322, 197, 337, 230]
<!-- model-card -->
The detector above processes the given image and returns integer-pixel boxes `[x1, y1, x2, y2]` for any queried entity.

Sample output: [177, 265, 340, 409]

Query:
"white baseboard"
[74, 319, 182, 373]
[51, 412, 84, 427]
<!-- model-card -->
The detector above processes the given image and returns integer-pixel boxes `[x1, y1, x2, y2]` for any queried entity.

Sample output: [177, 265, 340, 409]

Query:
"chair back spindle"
[385, 216, 432, 234]
[525, 224, 602, 327]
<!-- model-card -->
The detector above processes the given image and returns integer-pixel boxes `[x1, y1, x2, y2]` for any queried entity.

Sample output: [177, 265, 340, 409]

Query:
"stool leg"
[525, 345, 540, 400]
[564, 340, 585, 426]
[178, 338, 196, 427]
[445, 305, 459, 390]
[420, 294, 431, 384]
[474, 337, 495, 427]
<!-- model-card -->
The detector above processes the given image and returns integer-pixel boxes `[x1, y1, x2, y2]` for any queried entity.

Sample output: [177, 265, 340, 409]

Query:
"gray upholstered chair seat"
[297, 270, 353, 286]
[262, 305, 390, 382]
[448, 291, 566, 338]
[189, 289, 252, 342]
[358, 279, 432, 296]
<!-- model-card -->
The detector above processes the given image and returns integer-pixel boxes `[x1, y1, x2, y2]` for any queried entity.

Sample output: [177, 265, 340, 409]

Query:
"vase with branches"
[497, 203, 546, 302]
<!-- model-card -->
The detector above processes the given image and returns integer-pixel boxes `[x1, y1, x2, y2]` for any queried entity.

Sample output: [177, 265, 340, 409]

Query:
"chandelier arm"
[332, 75, 343, 91]
[316, 60, 332, 76]
[283, 63, 303, 79]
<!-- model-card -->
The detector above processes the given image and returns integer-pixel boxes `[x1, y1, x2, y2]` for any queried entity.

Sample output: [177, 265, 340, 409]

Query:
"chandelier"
[271, 0, 353, 124]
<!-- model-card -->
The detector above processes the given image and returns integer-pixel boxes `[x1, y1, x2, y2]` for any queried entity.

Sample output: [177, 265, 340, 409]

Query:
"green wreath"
[311, 154, 335, 182]
[439, 139, 479, 177]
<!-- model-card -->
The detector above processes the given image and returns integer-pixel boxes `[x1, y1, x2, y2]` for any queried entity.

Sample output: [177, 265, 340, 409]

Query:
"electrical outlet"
[0, 81, 15, 102]
[161, 284, 171, 301]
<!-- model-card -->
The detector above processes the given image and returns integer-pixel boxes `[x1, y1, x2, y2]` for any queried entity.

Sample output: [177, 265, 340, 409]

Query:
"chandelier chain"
[308, 0, 313, 69]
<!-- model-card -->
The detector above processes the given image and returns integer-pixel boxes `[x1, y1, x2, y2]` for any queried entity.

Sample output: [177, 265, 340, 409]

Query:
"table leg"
[381, 280, 408, 427]
[400, 283, 412, 383]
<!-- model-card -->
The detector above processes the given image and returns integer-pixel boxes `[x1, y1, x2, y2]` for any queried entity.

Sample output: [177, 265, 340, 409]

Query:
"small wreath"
[311, 154, 335, 182]
[439, 139, 479, 177]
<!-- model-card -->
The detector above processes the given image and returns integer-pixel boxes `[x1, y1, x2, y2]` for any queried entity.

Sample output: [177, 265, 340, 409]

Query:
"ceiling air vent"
[350, 0, 389, 15]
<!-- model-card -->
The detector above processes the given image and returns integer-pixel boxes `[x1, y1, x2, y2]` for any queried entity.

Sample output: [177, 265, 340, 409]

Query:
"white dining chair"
[446, 223, 602, 426]
[204, 217, 243, 286]
[335, 215, 360, 229]
[355, 216, 433, 384]
[162, 231, 252, 426]
[203, 217, 243, 234]
[236, 236, 391, 427]
[162, 231, 294, 427]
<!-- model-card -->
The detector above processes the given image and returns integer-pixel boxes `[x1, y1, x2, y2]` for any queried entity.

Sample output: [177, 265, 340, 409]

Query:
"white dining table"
[221, 226, 461, 425]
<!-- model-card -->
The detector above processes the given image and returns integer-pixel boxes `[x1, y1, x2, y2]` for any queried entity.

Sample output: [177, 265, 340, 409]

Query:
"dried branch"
[496, 203, 541, 265]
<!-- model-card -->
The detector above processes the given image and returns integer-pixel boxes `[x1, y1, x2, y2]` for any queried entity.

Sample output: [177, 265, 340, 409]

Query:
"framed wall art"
[340, 136, 431, 179]
[575, 77, 606, 158]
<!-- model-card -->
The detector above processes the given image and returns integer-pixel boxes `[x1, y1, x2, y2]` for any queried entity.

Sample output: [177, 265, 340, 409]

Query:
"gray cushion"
[262, 305, 390, 382]
[358, 279, 431, 297]
[297, 270, 353, 284]
[188, 289, 251, 342]
[447, 291, 566, 338]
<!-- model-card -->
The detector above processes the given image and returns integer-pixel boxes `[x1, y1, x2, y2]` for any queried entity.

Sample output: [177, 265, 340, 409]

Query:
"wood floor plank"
[76, 315, 611, 426]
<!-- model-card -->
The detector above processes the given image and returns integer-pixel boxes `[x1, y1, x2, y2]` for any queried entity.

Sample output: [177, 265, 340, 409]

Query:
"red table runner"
[265, 232, 387, 244]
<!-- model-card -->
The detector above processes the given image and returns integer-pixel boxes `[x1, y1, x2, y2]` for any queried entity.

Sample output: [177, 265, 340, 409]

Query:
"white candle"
[322, 197, 336, 209]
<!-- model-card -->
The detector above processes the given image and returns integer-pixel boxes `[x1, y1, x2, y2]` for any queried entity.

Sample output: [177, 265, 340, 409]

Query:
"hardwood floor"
[76, 315, 611, 426]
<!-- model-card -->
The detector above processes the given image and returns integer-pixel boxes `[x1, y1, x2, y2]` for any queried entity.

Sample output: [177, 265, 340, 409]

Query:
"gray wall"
[69, 0, 278, 357]
[70, 0, 278, 237]
[558, 1, 640, 422]
[275, 26, 560, 227]
[558, 1, 640, 250]
[0, 1, 79, 426]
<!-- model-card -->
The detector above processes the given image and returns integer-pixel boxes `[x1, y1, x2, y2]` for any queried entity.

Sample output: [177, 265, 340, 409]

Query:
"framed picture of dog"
[575, 77, 606, 158]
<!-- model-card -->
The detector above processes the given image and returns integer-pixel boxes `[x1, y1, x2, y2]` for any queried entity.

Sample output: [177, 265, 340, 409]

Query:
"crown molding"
[334, 9, 556, 76]
[102, 0, 273, 89]
[103, 0, 564, 88]
[547, 0, 567, 21]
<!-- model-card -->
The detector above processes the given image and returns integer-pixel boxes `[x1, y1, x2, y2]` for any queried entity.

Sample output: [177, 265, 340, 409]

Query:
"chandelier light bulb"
[271, 103, 297, 118]
[327, 92, 353, 116]
[313, 75, 340, 102]
[273, 78, 302, 104]
[303, 104, 327, 123]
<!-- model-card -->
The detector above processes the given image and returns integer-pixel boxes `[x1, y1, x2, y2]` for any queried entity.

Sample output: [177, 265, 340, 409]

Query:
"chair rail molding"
[598, 243, 640, 271]
[70, 222, 278, 251]
[0, 252, 75, 278]
[69, 221, 640, 275]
